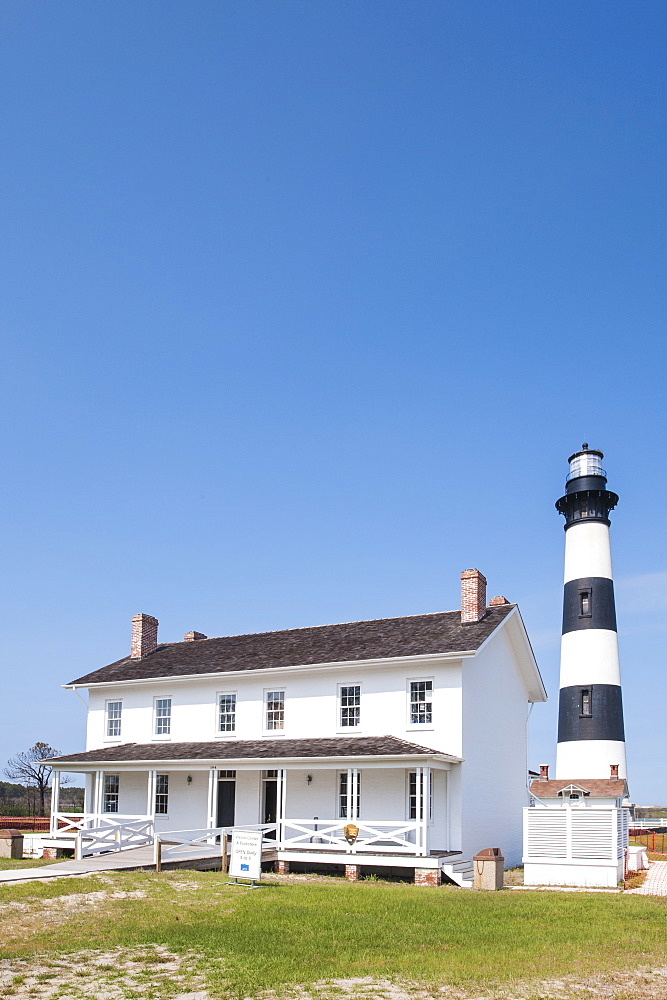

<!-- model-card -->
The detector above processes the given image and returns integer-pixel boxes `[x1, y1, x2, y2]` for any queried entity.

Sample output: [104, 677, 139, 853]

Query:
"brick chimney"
[610, 764, 619, 780]
[540, 764, 549, 781]
[489, 595, 510, 606]
[130, 613, 158, 659]
[183, 631, 207, 642]
[460, 569, 487, 623]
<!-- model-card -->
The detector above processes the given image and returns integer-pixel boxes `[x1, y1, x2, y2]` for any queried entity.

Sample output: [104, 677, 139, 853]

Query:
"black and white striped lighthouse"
[554, 445, 626, 779]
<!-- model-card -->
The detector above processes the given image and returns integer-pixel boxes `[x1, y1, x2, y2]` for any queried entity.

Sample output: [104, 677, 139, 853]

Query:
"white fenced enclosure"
[523, 806, 629, 887]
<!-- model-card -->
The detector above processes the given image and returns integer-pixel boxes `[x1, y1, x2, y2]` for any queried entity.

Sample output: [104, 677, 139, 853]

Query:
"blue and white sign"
[229, 829, 263, 881]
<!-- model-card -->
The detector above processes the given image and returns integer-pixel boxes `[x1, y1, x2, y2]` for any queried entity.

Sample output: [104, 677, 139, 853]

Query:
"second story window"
[106, 701, 122, 738]
[154, 698, 172, 736]
[340, 685, 360, 728]
[103, 774, 119, 813]
[266, 691, 284, 731]
[409, 680, 433, 725]
[218, 693, 236, 733]
[155, 774, 169, 815]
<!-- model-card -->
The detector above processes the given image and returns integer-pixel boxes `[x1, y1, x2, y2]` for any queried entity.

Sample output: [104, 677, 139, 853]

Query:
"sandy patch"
[0, 945, 210, 999]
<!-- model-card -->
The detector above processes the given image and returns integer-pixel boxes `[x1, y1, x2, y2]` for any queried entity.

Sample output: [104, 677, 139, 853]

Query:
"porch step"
[441, 858, 474, 888]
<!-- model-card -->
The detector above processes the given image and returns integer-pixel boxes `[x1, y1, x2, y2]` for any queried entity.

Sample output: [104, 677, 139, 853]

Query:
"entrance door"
[217, 772, 236, 828]
[262, 770, 278, 839]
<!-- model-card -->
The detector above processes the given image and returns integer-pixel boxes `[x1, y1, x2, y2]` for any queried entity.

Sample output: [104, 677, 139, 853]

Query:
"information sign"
[229, 829, 263, 881]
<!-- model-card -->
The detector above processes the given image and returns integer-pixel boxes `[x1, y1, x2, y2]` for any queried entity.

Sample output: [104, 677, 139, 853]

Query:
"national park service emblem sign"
[344, 823, 359, 844]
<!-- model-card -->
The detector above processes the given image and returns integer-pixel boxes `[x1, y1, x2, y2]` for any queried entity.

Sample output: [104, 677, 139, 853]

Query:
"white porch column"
[346, 767, 360, 853]
[94, 770, 104, 819]
[83, 773, 94, 814]
[207, 767, 217, 830]
[146, 770, 156, 820]
[50, 770, 61, 835]
[277, 768, 286, 847]
[420, 767, 431, 857]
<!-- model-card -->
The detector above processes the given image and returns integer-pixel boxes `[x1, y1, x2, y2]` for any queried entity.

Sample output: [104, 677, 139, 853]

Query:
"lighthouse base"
[556, 739, 627, 780]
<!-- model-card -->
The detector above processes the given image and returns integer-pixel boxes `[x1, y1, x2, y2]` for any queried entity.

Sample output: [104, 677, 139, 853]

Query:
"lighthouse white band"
[558, 630, 621, 688]
[564, 522, 613, 583]
[556, 739, 627, 780]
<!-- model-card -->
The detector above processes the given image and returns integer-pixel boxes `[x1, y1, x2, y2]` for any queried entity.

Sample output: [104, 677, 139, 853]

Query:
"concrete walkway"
[626, 859, 667, 895]
[0, 842, 223, 885]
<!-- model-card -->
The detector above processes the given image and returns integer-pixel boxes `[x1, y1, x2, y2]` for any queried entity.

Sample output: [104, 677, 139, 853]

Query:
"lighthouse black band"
[557, 684, 625, 743]
[562, 577, 617, 634]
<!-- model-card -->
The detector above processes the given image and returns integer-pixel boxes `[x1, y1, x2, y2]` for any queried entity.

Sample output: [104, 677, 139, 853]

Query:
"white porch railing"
[74, 818, 155, 859]
[154, 823, 277, 867]
[281, 818, 426, 855]
[51, 812, 153, 837]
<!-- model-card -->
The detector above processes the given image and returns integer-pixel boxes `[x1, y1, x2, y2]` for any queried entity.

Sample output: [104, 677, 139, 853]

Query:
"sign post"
[227, 829, 263, 886]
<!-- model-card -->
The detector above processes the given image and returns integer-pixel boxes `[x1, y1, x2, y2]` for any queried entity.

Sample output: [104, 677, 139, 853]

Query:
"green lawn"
[0, 855, 57, 870]
[1, 870, 666, 998]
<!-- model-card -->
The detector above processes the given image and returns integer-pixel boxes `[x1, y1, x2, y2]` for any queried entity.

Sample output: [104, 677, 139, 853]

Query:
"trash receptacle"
[473, 847, 504, 890]
[0, 829, 24, 860]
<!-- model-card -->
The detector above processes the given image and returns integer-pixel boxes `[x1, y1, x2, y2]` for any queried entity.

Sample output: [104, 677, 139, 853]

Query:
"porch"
[48, 736, 462, 876]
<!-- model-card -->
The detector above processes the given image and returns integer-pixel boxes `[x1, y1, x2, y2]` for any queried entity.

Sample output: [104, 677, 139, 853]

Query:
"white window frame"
[105, 699, 122, 740]
[337, 683, 361, 732]
[264, 689, 285, 733]
[216, 691, 237, 737]
[103, 773, 120, 813]
[407, 770, 433, 825]
[154, 773, 169, 816]
[406, 677, 434, 730]
[153, 696, 173, 739]
[338, 771, 361, 819]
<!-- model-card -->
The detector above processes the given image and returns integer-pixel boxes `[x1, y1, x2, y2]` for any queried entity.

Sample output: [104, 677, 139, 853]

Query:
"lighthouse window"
[579, 590, 592, 617]
[580, 689, 592, 717]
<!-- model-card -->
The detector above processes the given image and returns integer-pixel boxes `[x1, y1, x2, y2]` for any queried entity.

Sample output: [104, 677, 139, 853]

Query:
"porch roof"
[49, 735, 461, 767]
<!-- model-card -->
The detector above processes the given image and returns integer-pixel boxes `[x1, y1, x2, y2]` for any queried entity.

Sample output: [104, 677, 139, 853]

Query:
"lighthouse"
[554, 445, 627, 780]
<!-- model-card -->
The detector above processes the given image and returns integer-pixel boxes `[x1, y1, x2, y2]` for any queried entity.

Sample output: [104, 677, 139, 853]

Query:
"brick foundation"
[275, 859, 290, 874]
[414, 868, 441, 886]
[345, 864, 360, 881]
[42, 847, 59, 860]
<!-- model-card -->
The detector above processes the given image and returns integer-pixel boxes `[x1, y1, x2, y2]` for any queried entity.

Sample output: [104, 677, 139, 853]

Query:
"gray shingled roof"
[68, 605, 515, 686]
[50, 736, 460, 765]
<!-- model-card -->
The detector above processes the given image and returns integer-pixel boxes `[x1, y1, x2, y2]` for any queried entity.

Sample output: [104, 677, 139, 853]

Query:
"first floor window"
[340, 685, 360, 728]
[103, 774, 119, 813]
[408, 771, 432, 820]
[339, 771, 361, 819]
[266, 691, 284, 730]
[155, 774, 169, 815]
[106, 701, 122, 738]
[155, 697, 172, 735]
[218, 693, 236, 733]
[409, 680, 433, 725]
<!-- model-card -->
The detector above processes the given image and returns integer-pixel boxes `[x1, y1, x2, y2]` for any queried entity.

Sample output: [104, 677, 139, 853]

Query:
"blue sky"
[0, 1, 665, 805]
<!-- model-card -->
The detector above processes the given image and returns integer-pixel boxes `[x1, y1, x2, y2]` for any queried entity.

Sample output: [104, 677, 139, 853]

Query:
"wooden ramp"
[0, 842, 224, 885]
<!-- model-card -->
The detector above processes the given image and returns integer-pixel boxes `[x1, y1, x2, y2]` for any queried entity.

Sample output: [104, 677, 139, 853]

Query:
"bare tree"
[4, 742, 66, 816]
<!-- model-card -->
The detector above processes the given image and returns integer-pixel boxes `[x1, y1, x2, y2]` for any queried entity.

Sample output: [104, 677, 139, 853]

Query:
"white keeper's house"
[50, 569, 546, 885]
